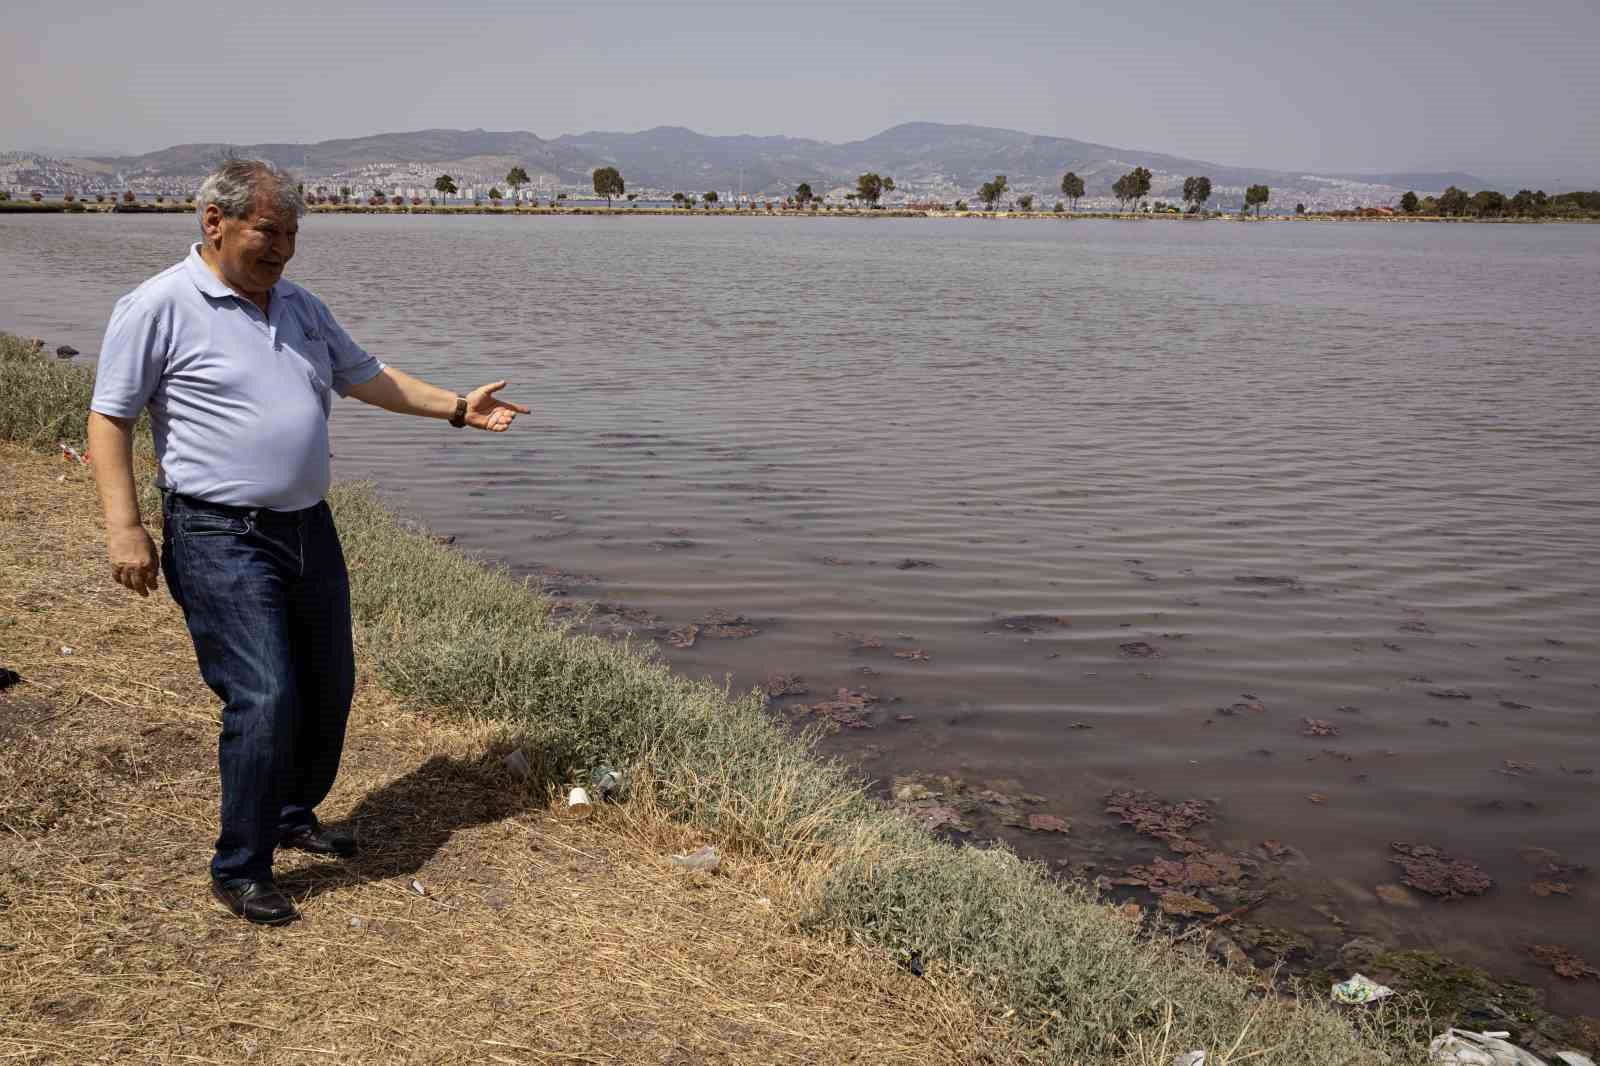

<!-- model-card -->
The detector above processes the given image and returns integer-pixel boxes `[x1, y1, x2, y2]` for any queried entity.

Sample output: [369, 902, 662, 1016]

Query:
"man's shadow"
[276, 744, 551, 902]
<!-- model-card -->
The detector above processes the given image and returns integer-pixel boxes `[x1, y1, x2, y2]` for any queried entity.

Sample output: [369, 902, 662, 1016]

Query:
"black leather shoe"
[281, 826, 358, 858]
[211, 879, 297, 925]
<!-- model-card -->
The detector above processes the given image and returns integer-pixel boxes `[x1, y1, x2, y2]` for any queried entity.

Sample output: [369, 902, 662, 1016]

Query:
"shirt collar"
[184, 243, 295, 303]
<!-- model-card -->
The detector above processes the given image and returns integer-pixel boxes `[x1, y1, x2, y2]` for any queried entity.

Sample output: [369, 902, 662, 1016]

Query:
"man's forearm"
[346, 367, 458, 418]
[88, 412, 144, 530]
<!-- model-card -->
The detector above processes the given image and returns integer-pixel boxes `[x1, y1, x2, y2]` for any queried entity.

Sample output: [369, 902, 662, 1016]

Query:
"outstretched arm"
[345, 367, 529, 431]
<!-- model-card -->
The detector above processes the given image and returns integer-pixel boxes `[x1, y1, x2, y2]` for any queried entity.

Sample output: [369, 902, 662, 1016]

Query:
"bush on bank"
[0, 331, 1417, 1065]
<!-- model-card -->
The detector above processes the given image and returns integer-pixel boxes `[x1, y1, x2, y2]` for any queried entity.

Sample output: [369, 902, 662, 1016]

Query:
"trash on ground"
[58, 443, 89, 464]
[59, 646, 75, 656]
[1119, 641, 1159, 657]
[1172, 1051, 1207, 1066]
[590, 766, 622, 799]
[56, 344, 79, 358]
[565, 786, 593, 818]
[349, 916, 365, 929]
[670, 844, 719, 872]
[408, 879, 427, 897]
[1331, 973, 1395, 1004]
[1554, 1054, 1596, 1066]
[1427, 1028, 1551, 1066]
[1302, 718, 1340, 737]
[501, 749, 530, 780]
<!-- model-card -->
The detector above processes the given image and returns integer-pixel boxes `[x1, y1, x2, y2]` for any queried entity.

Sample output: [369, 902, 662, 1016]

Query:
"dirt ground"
[0, 445, 1010, 1065]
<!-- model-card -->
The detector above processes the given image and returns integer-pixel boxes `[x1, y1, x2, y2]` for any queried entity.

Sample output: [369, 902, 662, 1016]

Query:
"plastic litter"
[501, 749, 530, 781]
[1427, 1029, 1551, 1066]
[590, 766, 622, 799]
[1172, 1052, 1206, 1066]
[1332, 973, 1395, 1004]
[1555, 1055, 1596, 1066]
[670, 844, 719, 872]
[408, 879, 427, 897]
[58, 443, 88, 465]
[564, 786, 593, 819]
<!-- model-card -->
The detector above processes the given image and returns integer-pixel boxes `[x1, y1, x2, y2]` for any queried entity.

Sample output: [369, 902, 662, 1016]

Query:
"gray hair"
[195, 158, 305, 233]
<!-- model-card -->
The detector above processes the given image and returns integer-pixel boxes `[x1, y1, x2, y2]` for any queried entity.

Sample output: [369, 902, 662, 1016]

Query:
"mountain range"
[4, 122, 1501, 209]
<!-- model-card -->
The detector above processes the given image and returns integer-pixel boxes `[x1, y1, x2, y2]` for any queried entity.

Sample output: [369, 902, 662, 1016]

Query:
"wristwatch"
[449, 396, 468, 428]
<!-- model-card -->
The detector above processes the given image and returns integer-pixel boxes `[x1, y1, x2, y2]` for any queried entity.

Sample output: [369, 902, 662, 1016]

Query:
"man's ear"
[201, 203, 225, 245]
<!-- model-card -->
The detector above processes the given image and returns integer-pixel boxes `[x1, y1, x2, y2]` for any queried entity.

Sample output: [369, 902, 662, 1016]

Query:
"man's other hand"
[108, 524, 160, 596]
[464, 381, 530, 432]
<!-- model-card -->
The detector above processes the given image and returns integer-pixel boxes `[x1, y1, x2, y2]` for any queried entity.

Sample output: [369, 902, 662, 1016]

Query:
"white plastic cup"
[565, 786, 593, 819]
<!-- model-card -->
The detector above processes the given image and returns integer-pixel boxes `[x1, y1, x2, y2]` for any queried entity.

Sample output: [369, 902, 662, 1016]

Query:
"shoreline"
[0, 331, 1428, 1065]
[6, 200, 1596, 222]
[11, 304, 1600, 1061]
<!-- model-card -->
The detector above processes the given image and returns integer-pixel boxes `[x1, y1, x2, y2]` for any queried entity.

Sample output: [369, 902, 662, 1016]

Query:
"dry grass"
[0, 446, 1020, 1065]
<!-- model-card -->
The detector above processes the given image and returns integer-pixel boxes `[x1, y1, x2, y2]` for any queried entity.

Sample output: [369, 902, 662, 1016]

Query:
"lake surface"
[4, 213, 1597, 1012]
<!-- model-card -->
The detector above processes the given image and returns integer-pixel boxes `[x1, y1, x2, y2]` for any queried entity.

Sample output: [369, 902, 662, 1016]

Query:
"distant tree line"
[1400, 186, 1600, 218]
[405, 163, 1597, 221]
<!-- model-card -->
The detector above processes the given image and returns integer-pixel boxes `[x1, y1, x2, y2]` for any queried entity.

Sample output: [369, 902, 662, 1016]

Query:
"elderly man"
[88, 158, 527, 925]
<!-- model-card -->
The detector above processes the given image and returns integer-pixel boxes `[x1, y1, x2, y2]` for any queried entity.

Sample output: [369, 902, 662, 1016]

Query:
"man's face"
[202, 189, 298, 295]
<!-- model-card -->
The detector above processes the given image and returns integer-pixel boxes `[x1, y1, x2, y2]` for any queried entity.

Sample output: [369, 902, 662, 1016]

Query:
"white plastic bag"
[1428, 1029, 1547, 1066]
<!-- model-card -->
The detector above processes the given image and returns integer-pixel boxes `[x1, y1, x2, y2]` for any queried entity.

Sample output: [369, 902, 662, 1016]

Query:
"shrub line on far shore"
[0, 330, 1425, 1065]
[16, 200, 1597, 221]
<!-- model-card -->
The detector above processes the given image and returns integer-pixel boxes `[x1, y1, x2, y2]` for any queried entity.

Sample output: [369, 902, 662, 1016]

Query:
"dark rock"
[0, 667, 19, 691]
[55, 345, 79, 358]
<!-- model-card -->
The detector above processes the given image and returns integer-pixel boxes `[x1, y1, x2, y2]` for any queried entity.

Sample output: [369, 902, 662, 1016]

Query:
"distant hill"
[5, 123, 1509, 209]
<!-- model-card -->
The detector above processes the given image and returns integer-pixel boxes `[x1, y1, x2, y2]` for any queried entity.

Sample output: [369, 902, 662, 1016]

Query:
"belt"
[162, 490, 320, 526]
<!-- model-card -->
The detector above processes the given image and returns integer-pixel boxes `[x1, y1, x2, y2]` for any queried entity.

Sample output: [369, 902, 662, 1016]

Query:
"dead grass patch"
[0, 446, 1015, 1065]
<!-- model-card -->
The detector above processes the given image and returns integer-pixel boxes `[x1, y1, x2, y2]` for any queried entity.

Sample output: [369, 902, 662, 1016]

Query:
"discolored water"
[4, 213, 1597, 1011]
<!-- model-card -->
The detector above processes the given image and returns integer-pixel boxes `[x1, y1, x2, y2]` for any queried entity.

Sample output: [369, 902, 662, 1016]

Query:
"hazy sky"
[5, 0, 1597, 183]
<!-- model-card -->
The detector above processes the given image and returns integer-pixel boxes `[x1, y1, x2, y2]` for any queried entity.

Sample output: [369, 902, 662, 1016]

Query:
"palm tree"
[433, 174, 458, 204]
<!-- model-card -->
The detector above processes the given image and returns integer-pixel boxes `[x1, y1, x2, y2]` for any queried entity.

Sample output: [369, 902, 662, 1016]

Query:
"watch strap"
[449, 395, 468, 428]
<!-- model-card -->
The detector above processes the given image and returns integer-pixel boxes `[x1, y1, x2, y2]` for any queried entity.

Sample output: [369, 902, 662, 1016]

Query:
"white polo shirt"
[91, 244, 385, 510]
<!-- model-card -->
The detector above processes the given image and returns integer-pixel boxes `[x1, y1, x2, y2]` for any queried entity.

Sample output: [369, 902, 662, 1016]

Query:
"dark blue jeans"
[161, 492, 356, 884]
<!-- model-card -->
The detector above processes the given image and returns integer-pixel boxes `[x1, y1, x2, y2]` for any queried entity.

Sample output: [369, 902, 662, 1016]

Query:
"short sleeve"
[90, 293, 168, 419]
[314, 298, 385, 397]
